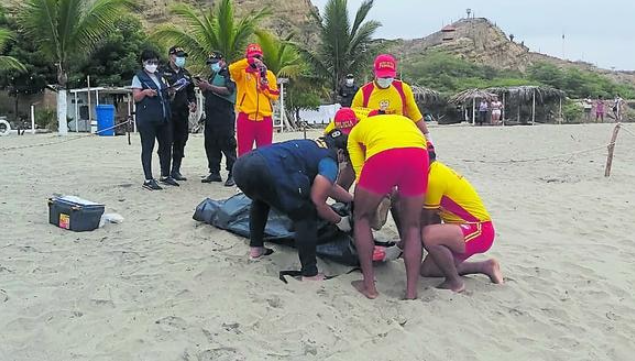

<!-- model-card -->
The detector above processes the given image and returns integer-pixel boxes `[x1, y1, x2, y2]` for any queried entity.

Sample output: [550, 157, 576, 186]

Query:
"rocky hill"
[388, 17, 635, 86]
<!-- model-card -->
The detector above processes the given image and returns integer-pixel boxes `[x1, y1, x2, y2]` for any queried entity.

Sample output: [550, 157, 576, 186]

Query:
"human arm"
[403, 83, 430, 137]
[260, 71, 280, 101]
[311, 175, 347, 224]
[228, 58, 250, 83]
[131, 76, 156, 102]
[347, 128, 366, 181]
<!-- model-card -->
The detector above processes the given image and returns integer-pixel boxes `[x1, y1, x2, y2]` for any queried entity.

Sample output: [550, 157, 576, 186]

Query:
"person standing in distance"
[198, 52, 238, 187]
[229, 43, 280, 156]
[351, 54, 433, 145]
[339, 74, 359, 108]
[131, 49, 179, 190]
[161, 46, 197, 181]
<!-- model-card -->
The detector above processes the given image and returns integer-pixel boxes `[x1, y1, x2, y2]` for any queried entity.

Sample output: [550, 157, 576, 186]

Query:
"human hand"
[189, 102, 197, 113]
[144, 89, 157, 97]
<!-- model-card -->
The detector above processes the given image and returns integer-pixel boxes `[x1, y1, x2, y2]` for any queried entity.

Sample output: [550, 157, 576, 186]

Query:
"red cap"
[374, 54, 397, 78]
[334, 108, 358, 134]
[245, 43, 263, 58]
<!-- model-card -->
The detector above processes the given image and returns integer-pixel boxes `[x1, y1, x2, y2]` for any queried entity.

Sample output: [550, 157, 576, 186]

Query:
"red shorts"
[358, 148, 429, 197]
[454, 221, 495, 262]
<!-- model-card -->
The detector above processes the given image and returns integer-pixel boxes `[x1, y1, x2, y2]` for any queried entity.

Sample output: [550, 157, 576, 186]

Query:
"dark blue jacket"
[134, 70, 171, 124]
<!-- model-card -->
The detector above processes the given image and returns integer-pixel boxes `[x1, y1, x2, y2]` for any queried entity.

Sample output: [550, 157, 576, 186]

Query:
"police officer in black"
[338, 74, 359, 108]
[161, 46, 197, 181]
[197, 52, 238, 187]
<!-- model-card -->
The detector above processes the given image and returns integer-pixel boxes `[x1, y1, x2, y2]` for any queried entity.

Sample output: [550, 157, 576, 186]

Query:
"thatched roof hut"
[411, 85, 442, 104]
[450, 89, 497, 104]
[487, 86, 566, 124]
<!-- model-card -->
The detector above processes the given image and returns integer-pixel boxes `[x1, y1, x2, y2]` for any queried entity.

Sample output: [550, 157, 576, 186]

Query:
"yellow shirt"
[323, 107, 374, 134]
[424, 162, 491, 224]
[351, 81, 423, 122]
[347, 114, 426, 179]
[228, 58, 279, 121]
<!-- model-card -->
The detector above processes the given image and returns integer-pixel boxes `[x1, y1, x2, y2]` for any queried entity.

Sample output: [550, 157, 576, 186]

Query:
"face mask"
[210, 63, 221, 73]
[144, 64, 158, 73]
[376, 77, 394, 89]
[175, 57, 186, 68]
[346, 79, 354, 86]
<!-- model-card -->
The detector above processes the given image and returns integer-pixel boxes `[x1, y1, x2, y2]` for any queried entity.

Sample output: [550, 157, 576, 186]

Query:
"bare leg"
[352, 187, 384, 299]
[422, 224, 466, 293]
[396, 195, 424, 299]
[421, 255, 503, 284]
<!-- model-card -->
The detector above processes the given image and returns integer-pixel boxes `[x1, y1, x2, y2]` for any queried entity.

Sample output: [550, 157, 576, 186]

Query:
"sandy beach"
[1, 123, 635, 361]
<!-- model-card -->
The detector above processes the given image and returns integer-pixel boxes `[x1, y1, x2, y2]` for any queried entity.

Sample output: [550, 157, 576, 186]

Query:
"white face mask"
[376, 77, 394, 89]
[346, 79, 354, 86]
[144, 64, 158, 74]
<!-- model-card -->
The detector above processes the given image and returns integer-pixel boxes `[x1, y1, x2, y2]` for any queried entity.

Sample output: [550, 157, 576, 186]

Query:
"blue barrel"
[96, 104, 115, 136]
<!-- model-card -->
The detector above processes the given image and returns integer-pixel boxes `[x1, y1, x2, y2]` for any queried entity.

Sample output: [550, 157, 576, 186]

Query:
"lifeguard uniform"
[351, 80, 422, 122]
[228, 44, 280, 156]
[425, 162, 495, 261]
[348, 114, 428, 197]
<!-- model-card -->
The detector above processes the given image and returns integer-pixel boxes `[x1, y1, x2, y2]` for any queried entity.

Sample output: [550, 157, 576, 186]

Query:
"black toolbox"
[48, 196, 105, 232]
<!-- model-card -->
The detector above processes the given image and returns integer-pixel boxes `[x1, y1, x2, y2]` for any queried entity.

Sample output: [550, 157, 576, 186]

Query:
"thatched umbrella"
[450, 89, 497, 125]
[487, 86, 566, 124]
[411, 85, 442, 104]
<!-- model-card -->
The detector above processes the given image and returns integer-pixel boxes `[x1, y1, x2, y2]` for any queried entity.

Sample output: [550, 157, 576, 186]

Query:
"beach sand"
[1, 123, 635, 361]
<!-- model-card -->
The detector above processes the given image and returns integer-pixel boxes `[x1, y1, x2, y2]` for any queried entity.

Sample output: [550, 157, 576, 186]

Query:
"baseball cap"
[206, 51, 223, 64]
[346, 74, 354, 79]
[245, 43, 263, 58]
[374, 54, 397, 78]
[324, 129, 349, 154]
[169, 46, 188, 57]
[333, 108, 358, 134]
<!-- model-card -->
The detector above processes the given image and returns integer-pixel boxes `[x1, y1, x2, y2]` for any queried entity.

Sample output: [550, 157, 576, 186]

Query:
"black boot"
[202, 172, 222, 183]
[171, 158, 187, 181]
[224, 174, 235, 187]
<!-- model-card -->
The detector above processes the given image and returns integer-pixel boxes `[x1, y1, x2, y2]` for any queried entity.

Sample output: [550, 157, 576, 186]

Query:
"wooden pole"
[532, 88, 536, 125]
[604, 123, 621, 177]
[502, 92, 506, 126]
[87, 76, 92, 125]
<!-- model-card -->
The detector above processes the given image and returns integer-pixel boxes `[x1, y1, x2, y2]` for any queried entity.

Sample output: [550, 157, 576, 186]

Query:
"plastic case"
[48, 196, 105, 232]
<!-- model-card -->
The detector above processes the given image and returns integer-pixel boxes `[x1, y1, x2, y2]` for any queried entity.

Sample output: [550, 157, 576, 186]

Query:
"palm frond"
[74, 0, 134, 54]
[0, 28, 27, 72]
[350, 0, 374, 38]
[20, 0, 61, 61]
[151, 25, 208, 64]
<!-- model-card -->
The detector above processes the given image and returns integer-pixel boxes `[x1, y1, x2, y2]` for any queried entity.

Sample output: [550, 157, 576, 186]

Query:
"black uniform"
[203, 66, 237, 178]
[161, 65, 196, 176]
[338, 83, 359, 108]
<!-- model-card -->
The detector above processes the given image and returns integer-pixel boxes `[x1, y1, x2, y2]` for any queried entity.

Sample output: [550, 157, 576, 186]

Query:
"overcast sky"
[312, 0, 634, 71]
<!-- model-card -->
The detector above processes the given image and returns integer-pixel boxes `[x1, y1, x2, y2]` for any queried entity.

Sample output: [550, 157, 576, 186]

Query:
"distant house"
[441, 25, 457, 42]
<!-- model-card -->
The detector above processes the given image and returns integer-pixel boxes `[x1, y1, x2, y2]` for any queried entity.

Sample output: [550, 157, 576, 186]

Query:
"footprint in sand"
[197, 348, 245, 361]
[0, 289, 8, 303]
[155, 316, 187, 331]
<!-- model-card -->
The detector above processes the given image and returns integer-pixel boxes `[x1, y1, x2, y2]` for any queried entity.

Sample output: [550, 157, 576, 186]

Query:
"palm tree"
[19, 0, 134, 135]
[300, 0, 381, 97]
[254, 30, 302, 79]
[0, 28, 26, 72]
[151, 0, 270, 73]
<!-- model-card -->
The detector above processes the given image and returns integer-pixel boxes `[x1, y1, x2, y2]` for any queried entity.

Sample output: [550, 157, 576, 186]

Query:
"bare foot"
[437, 279, 466, 293]
[249, 247, 273, 260]
[352, 280, 379, 299]
[485, 259, 504, 284]
[301, 274, 327, 282]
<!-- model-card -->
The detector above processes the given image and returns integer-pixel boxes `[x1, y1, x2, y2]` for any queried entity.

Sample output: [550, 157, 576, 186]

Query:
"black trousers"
[233, 152, 319, 277]
[137, 119, 172, 180]
[171, 107, 189, 163]
[205, 122, 237, 175]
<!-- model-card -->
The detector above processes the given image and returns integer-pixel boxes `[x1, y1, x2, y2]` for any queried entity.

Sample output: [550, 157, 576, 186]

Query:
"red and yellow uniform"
[424, 161, 495, 261]
[351, 81, 423, 122]
[348, 114, 428, 197]
[228, 58, 279, 120]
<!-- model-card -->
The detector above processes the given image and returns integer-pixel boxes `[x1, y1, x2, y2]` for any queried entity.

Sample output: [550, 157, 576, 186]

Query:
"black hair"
[140, 49, 160, 63]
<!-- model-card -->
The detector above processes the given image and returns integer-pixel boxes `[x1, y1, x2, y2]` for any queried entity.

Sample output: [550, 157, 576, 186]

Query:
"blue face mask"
[175, 57, 186, 68]
[210, 63, 221, 73]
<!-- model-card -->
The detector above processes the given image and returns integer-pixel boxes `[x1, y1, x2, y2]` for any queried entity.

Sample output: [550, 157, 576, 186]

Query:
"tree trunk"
[57, 69, 68, 135]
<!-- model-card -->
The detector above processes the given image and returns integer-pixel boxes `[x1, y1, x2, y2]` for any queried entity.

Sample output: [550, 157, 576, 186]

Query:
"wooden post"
[532, 88, 536, 125]
[87, 76, 92, 124]
[604, 123, 621, 177]
[502, 92, 506, 126]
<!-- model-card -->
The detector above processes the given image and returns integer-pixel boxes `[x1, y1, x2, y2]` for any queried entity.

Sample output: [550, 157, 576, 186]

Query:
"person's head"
[140, 49, 160, 74]
[168, 46, 188, 68]
[207, 51, 225, 73]
[333, 108, 358, 134]
[245, 43, 264, 62]
[324, 129, 349, 162]
[599, 95, 604, 100]
[345, 74, 355, 87]
[373, 54, 397, 89]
